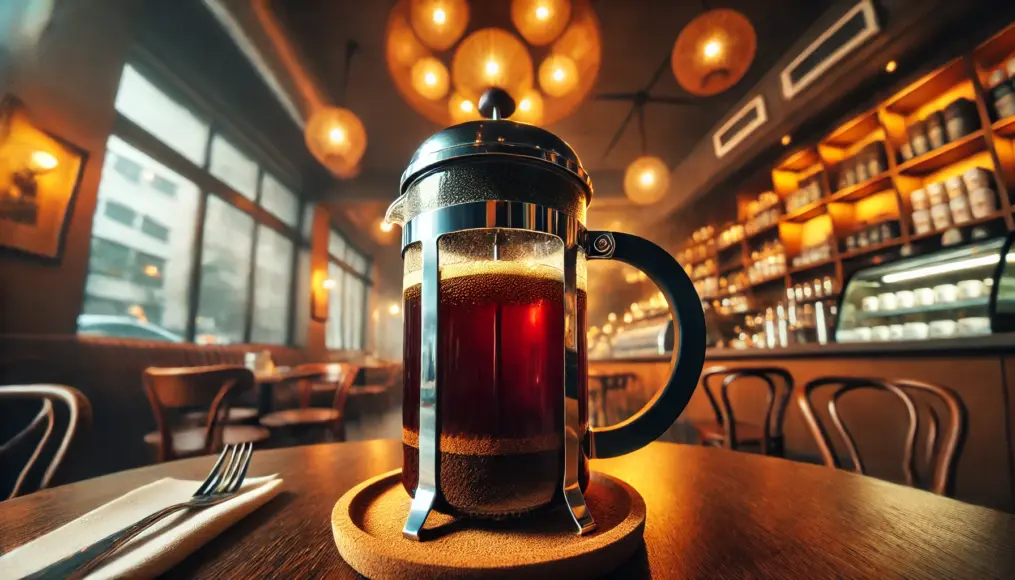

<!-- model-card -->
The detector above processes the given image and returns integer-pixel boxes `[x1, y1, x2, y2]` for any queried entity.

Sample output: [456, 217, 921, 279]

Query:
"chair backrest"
[143, 365, 254, 461]
[288, 363, 360, 412]
[796, 377, 966, 496]
[597, 373, 639, 392]
[699, 366, 794, 451]
[0, 384, 92, 499]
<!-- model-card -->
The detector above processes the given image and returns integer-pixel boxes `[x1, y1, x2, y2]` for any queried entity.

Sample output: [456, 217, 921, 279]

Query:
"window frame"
[81, 55, 319, 346]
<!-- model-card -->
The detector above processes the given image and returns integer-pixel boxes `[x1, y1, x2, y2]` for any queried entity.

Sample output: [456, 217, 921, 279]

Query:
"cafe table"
[2, 441, 1013, 579]
[254, 367, 325, 415]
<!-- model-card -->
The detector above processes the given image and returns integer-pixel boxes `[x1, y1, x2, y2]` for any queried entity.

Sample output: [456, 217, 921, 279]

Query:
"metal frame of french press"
[400, 199, 609, 540]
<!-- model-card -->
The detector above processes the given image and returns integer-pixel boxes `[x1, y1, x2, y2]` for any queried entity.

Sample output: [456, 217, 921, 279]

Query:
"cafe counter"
[589, 334, 1015, 514]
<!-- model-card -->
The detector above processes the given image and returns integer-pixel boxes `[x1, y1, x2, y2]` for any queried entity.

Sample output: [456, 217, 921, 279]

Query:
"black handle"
[588, 231, 706, 458]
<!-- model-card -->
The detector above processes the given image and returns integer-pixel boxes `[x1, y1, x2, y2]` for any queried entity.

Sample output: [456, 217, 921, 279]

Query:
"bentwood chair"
[0, 384, 92, 499]
[259, 363, 359, 442]
[797, 377, 967, 496]
[588, 372, 639, 426]
[692, 366, 793, 457]
[143, 365, 270, 462]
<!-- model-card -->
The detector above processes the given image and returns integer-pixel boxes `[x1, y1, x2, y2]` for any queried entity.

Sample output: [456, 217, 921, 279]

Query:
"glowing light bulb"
[885, 60, 897, 73]
[424, 72, 437, 86]
[28, 150, 58, 172]
[389, 303, 401, 315]
[781, 134, 792, 146]
[433, 8, 446, 24]
[460, 99, 473, 112]
[329, 127, 345, 144]
[322, 278, 337, 289]
[380, 220, 393, 232]
[485, 60, 500, 76]
[703, 39, 722, 59]
[552, 67, 565, 82]
[519, 98, 532, 112]
[640, 170, 655, 186]
[535, 5, 549, 20]
[143, 264, 160, 277]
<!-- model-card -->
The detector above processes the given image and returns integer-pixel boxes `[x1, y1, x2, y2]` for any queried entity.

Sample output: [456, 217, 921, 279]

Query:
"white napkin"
[0, 475, 283, 579]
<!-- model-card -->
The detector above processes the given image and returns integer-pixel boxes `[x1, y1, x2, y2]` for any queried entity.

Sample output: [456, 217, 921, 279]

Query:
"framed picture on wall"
[0, 95, 87, 260]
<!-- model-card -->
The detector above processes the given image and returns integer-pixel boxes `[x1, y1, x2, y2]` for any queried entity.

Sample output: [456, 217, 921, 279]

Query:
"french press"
[386, 88, 706, 540]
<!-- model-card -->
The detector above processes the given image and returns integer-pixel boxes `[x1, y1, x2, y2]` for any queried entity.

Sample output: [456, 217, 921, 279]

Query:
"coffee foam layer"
[403, 427, 560, 456]
[404, 259, 568, 291]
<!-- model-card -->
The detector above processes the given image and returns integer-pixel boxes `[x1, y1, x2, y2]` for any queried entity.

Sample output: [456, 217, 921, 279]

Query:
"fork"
[26, 442, 255, 580]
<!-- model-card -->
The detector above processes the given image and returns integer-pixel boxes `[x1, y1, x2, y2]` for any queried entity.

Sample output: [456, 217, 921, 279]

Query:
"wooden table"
[254, 368, 324, 415]
[2, 441, 1013, 579]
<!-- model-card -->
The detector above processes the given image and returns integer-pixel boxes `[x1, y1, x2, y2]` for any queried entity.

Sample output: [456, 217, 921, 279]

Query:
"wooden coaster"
[331, 469, 646, 579]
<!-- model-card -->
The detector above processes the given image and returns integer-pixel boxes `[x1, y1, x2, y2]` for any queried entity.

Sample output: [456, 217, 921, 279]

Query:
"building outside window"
[79, 63, 369, 347]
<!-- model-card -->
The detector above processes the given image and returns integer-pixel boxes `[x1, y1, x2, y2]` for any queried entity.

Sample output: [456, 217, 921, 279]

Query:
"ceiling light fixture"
[305, 41, 367, 179]
[380, 220, 394, 232]
[411, 0, 469, 51]
[781, 134, 792, 146]
[411, 57, 450, 100]
[885, 60, 898, 73]
[386, 0, 600, 126]
[672, 8, 756, 96]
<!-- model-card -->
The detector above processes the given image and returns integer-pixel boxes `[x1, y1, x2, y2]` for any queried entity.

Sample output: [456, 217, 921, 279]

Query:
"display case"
[836, 234, 1014, 342]
[608, 313, 674, 359]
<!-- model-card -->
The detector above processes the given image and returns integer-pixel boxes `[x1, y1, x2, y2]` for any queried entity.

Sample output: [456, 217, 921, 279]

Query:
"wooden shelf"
[828, 172, 894, 203]
[788, 257, 836, 275]
[745, 221, 780, 241]
[908, 211, 1008, 243]
[794, 291, 841, 305]
[747, 273, 786, 289]
[839, 238, 904, 261]
[823, 109, 882, 148]
[895, 130, 987, 175]
[777, 148, 822, 172]
[716, 241, 743, 254]
[718, 260, 745, 275]
[781, 198, 827, 223]
[992, 115, 1015, 139]
[883, 58, 967, 116]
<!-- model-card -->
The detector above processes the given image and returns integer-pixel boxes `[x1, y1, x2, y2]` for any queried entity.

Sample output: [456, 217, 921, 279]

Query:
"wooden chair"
[259, 363, 359, 442]
[797, 377, 967, 496]
[692, 366, 793, 457]
[589, 372, 639, 426]
[349, 362, 400, 398]
[0, 384, 91, 499]
[143, 365, 270, 462]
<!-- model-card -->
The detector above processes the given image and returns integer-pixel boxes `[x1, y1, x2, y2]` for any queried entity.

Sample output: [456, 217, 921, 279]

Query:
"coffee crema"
[402, 260, 589, 517]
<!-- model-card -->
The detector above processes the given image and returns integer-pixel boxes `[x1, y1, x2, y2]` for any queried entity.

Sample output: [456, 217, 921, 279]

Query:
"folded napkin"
[0, 475, 283, 580]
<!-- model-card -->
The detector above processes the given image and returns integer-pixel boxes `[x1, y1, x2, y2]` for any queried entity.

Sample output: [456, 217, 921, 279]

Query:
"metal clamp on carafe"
[388, 88, 706, 541]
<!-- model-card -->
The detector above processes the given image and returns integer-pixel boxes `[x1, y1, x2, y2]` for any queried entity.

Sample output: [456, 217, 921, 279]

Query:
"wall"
[1, 0, 138, 335]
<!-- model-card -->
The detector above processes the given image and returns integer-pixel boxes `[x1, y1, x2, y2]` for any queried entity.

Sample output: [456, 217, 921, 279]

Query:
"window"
[151, 174, 178, 197]
[140, 216, 170, 241]
[89, 238, 132, 278]
[113, 155, 142, 182]
[326, 262, 345, 349]
[133, 252, 167, 288]
[81, 63, 366, 348]
[196, 196, 254, 344]
[329, 230, 347, 261]
[82, 136, 200, 338]
[260, 173, 299, 227]
[251, 226, 294, 344]
[104, 200, 137, 226]
[325, 229, 371, 351]
[210, 135, 258, 199]
[114, 64, 210, 165]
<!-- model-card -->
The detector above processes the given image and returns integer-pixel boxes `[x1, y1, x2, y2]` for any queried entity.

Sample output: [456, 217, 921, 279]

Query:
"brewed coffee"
[402, 260, 590, 516]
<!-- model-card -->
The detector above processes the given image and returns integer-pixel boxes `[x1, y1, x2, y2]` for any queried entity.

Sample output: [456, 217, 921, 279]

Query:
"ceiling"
[272, 0, 831, 240]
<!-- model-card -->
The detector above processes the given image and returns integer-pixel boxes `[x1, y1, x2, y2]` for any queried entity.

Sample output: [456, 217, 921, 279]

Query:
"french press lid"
[390, 88, 593, 226]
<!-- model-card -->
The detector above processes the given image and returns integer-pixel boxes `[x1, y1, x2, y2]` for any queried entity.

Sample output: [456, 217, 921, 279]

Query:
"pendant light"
[305, 40, 367, 179]
[671, 4, 756, 96]
[624, 91, 669, 205]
